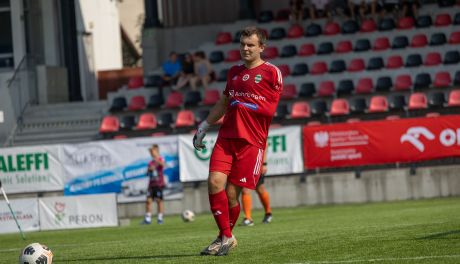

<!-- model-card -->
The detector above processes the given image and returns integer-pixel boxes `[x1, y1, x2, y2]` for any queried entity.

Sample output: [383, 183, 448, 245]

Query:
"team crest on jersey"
[242, 74, 250, 81]
[254, 74, 262, 83]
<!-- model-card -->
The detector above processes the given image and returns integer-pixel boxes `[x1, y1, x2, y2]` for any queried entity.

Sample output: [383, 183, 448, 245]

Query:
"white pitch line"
[290, 254, 460, 264]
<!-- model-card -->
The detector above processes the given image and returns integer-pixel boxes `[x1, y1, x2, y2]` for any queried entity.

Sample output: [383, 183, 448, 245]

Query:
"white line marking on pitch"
[290, 254, 460, 264]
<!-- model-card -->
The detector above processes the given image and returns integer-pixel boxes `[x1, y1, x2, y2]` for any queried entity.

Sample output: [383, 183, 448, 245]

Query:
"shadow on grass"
[417, 230, 460, 240]
[58, 253, 201, 262]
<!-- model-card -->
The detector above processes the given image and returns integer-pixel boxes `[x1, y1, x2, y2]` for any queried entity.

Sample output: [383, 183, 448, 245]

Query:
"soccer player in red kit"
[193, 26, 283, 256]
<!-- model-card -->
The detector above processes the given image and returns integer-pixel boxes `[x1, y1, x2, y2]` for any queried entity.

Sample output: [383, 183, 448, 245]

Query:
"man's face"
[240, 34, 264, 63]
[170, 54, 177, 62]
[150, 147, 159, 157]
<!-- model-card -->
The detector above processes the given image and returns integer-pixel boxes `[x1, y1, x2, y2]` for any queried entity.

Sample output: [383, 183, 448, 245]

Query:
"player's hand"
[193, 121, 210, 151]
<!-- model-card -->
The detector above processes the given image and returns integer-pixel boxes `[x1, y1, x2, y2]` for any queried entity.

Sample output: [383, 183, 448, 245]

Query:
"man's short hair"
[150, 144, 159, 150]
[240, 26, 267, 46]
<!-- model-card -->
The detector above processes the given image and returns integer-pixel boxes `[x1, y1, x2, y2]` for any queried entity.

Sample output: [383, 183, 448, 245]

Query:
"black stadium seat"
[317, 42, 334, 55]
[444, 50, 460, 65]
[430, 33, 447, 46]
[120, 115, 136, 130]
[233, 31, 242, 43]
[337, 79, 354, 96]
[416, 15, 432, 28]
[438, 0, 455, 7]
[110, 97, 127, 112]
[292, 63, 309, 76]
[428, 92, 446, 108]
[157, 112, 174, 128]
[209, 51, 224, 63]
[406, 54, 423, 67]
[350, 97, 367, 114]
[414, 73, 432, 90]
[354, 39, 371, 52]
[305, 23, 322, 37]
[311, 100, 328, 116]
[454, 12, 460, 25]
[144, 75, 163, 88]
[147, 94, 164, 109]
[379, 18, 395, 31]
[454, 71, 460, 86]
[184, 91, 202, 107]
[299, 82, 316, 98]
[274, 104, 289, 120]
[389, 95, 406, 111]
[280, 45, 297, 57]
[367, 57, 384, 70]
[376, 76, 393, 92]
[392, 36, 409, 49]
[329, 60, 346, 73]
[258, 10, 274, 23]
[269, 27, 286, 40]
[218, 69, 229, 82]
[342, 20, 359, 34]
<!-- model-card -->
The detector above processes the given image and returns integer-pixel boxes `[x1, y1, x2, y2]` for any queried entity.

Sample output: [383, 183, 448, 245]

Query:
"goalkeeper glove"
[193, 120, 210, 150]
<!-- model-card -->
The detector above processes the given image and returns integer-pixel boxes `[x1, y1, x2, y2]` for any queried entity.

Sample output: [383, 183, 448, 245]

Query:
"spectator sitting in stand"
[381, 0, 401, 18]
[401, 0, 419, 18]
[349, 0, 379, 20]
[174, 53, 195, 90]
[162, 51, 181, 87]
[190, 51, 215, 91]
[290, 0, 304, 24]
[309, 0, 331, 20]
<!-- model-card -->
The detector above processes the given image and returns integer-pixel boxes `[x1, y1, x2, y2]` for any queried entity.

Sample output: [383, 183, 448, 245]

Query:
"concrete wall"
[0, 73, 17, 145]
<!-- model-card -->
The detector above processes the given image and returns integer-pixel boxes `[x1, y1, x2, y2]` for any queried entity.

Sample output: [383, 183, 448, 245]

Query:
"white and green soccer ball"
[19, 243, 53, 264]
[181, 209, 195, 222]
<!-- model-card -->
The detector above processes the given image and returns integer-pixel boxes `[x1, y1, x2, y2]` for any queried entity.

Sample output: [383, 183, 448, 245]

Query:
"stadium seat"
[157, 112, 174, 128]
[330, 99, 350, 116]
[263, 46, 279, 59]
[408, 93, 428, 110]
[416, 15, 432, 28]
[428, 92, 446, 108]
[367, 57, 384, 70]
[113, 135, 128, 139]
[434, 71, 452, 88]
[406, 54, 423, 67]
[280, 45, 297, 57]
[376, 76, 393, 92]
[184, 90, 202, 107]
[298, 43, 316, 56]
[258, 10, 274, 23]
[337, 79, 354, 96]
[203, 89, 220, 105]
[317, 42, 334, 55]
[398, 17, 414, 29]
[275, 9, 290, 21]
[281, 84, 297, 100]
[233, 30, 242, 43]
[449, 31, 460, 44]
[324, 22, 340, 35]
[394, 74, 412, 91]
[209, 51, 224, 63]
[430, 33, 447, 46]
[378, 18, 395, 31]
[342, 20, 359, 34]
[311, 100, 328, 116]
[269, 27, 286, 40]
[110, 97, 127, 112]
[292, 63, 309, 76]
[389, 95, 406, 111]
[410, 34, 428, 47]
[444, 50, 460, 64]
[329, 60, 346, 73]
[355, 39, 371, 52]
[136, 113, 157, 130]
[310, 61, 328, 75]
[127, 76, 144, 89]
[225, 49, 241, 62]
[274, 104, 289, 119]
[217, 69, 229, 82]
[305, 23, 322, 37]
[287, 24, 304, 38]
[448, 90, 460, 106]
[317, 81, 335, 97]
[435, 13, 452, 26]
[336, 40, 353, 53]
[147, 94, 164, 109]
[164, 92, 184, 108]
[368, 95, 389, 112]
[216, 32, 232, 45]
[99, 115, 120, 133]
[195, 109, 210, 123]
[425, 52, 442, 66]
[278, 64, 290, 77]
[299, 82, 316, 97]
[414, 73, 432, 90]
[128, 96, 146, 111]
[373, 37, 390, 51]
[438, 0, 455, 7]
[455, 12, 460, 25]
[120, 115, 136, 130]
[392, 36, 409, 49]
[356, 78, 373, 94]
[290, 101, 310, 118]
[144, 75, 163, 88]
[175, 110, 195, 128]
[350, 97, 367, 114]
[386, 55, 403, 69]
[348, 58, 365, 72]
[454, 71, 460, 85]
[360, 19, 377, 32]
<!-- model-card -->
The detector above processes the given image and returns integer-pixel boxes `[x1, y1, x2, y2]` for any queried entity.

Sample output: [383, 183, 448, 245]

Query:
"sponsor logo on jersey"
[230, 100, 258, 110]
[255, 74, 262, 83]
[242, 74, 250, 81]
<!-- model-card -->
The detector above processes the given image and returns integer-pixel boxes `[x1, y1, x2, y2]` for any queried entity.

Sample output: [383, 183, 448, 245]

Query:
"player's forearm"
[205, 96, 228, 125]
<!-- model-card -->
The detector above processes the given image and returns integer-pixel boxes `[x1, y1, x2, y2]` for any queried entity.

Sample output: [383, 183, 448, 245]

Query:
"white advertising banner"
[0, 145, 64, 193]
[38, 193, 118, 230]
[179, 126, 304, 182]
[0, 198, 40, 234]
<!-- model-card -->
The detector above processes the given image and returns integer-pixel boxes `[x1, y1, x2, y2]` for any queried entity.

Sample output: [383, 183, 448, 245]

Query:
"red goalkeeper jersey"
[220, 62, 283, 149]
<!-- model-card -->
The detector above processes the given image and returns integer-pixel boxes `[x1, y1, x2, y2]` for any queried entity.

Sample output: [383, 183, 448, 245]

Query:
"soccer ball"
[19, 243, 53, 264]
[181, 210, 195, 222]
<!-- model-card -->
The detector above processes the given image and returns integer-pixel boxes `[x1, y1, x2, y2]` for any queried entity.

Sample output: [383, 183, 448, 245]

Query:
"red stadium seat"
[449, 31, 460, 44]
[373, 37, 390, 51]
[113, 135, 128, 139]
[298, 43, 316, 56]
[165, 92, 183, 108]
[127, 76, 144, 89]
[310, 61, 328, 75]
[225, 49, 241, 62]
[136, 113, 157, 130]
[175, 110, 195, 127]
[448, 90, 460, 106]
[324, 22, 340, 35]
[263, 46, 279, 59]
[434, 71, 452, 87]
[408, 92, 428, 110]
[435, 13, 452, 26]
[368, 95, 389, 112]
[128, 96, 146, 111]
[411, 34, 428, 47]
[216, 32, 232, 45]
[99, 115, 120, 133]
[281, 84, 297, 99]
[278, 64, 290, 77]
[336, 40, 353, 53]
[425, 52, 442, 66]
[398, 17, 415, 29]
[287, 24, 304, 38]
[348, 58, 365, 72]
[360, 19, 377, 32]
[203, 89, 220, 105]
[395, 74, 412, 91]
[356, 78, 373, 94]
[318, 81, 335, 97]
[386, 55, 403, 69]
[290, 101, 310, 118]
[330, 98, 350, 116]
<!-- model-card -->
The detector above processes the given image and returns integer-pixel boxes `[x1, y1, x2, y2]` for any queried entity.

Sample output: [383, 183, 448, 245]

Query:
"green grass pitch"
[2, 197, 459, 263]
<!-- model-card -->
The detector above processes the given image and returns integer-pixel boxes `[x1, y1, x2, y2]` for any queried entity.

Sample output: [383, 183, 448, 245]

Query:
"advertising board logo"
[65, 146, 112, 169]
[314, 131, 329, 148]
[54, 202, 66, 223]
[400, 127, 435, 152]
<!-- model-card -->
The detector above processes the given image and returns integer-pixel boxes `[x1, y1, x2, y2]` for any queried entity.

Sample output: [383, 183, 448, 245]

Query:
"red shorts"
[209, 137, 265, 190]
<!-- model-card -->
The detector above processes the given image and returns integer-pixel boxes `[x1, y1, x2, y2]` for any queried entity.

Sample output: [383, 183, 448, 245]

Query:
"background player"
[143, 144, 166, 224]
[193, 26, 283, 256]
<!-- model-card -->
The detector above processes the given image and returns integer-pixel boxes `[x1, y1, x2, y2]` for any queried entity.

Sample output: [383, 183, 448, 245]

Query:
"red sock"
[229, 203, 240, 231]
[209, 190, 232, 238]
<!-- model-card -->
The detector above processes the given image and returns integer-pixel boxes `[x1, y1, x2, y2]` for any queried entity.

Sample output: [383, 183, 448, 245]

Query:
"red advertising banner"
[303, 115, 460, 169]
